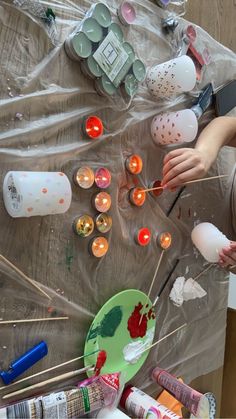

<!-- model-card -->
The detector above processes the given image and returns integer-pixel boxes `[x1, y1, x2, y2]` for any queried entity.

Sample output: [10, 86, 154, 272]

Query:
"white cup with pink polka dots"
[3, 171, 72, 218]
[146, 55, 196, 98]
[151, 109, 198, 146]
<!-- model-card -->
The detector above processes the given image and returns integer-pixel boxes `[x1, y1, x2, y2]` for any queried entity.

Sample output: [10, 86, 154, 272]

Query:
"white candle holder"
[3, 171, 72, 218]
[191, 222, 230, 263]
[151, 109, 198, 146]
[146, 55, 196, 98]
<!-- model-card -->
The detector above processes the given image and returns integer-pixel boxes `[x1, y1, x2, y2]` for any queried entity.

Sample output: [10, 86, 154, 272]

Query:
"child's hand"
[219, 242, 236, 269]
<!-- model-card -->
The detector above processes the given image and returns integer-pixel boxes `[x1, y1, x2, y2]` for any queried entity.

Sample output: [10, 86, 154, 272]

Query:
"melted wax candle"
[158, 232, 172, 250]
[136, 228, 151, 246]
[129, 187, 146, 207]
[95, 213, 112, 233]
[94, 192, 112, 213]
[84, 116, 104, 140]
[73, 166, 95, 189]
[73, 215, 94, 237]
[125, 155, 143, 175]
[95, 168, 111, 189]
[90, 237, 109, 258]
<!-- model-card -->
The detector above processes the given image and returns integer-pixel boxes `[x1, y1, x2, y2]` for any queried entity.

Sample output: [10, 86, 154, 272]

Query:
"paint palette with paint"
[84, 289, 156, 382]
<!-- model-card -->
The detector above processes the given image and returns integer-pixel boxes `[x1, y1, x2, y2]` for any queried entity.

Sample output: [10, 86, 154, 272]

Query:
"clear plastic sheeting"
[0, 0, 236, 405]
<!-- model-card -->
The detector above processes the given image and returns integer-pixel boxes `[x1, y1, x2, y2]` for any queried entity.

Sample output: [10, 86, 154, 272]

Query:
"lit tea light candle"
[83, 116, 104, 140]
[136, 227, 151, 246]
[118, 1, 136, 26]
[148, 180, 163, 197]
[95, 75, 117, 96]
[80, 18, 103, 43]
[108, 23, 124, 43]
[90, 236, 109, 258]
[87, 3, 112, 28]
[73, 215, 94, 237]
[125, 154, 143, 175]
[93, 192, 112, 213]
[157, 232, 172, 250]
[64, 32, 92, 60]
[73, 166, 95, 189]
[129, 187, 146, 207]
[3, 171, 72, 218]
[95, 213, 112, 233]
[94, 168, 111, 189]
[131, 59, 146, 82]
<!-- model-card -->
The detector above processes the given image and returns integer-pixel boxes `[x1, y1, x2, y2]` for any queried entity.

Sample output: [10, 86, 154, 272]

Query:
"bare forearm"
[195, 116, 236, 166]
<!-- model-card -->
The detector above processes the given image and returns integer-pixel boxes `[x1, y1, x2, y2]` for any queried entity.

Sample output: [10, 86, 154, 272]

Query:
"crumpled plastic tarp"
[0, 0, 236, 406]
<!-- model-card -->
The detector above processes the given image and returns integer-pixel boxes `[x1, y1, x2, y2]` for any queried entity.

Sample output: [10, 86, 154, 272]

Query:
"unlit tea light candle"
[65, 33, 92, 60]
[74, 166, 95, 189]
[191, 222, 230, 263]
[95, 75, 117, 97]
[80, 18, 103, 43]
[3, 171, 72, 218]
[87, 3, 112, 28]
[131, 60, 146, 82]
[108, 23, 124, 43]
[118, 1, 136, 26]
[81, 56, 104, 79]
[95, 168, 111, 189]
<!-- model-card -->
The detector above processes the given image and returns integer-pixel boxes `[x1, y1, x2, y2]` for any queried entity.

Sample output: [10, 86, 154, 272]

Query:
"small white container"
[3, 171, 72, 218]
[191, 222, 230, 263]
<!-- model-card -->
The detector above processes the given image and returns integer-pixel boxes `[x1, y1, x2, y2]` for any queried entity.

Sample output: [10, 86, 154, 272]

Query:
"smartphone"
[214, 80, 236, 116]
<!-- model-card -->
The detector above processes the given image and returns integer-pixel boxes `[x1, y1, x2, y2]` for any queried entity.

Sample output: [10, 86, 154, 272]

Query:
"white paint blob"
[123, 327, 155, 364]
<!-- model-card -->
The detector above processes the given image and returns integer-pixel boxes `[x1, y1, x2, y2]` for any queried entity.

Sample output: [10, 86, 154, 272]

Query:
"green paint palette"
[84, 289, 156, 382]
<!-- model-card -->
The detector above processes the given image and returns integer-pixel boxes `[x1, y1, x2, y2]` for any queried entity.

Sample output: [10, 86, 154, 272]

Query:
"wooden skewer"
[3, 366, 94, 400]
[141, 175, 228, 193]
[153, 259, 180, 307]
[139, 249, 165, 326]
[0, 317, 69, 325]
[139, 323, 187, 356]
[0, 254, 51, 300]
[192, 264, 214, 281]
[0, 349, 100, 391]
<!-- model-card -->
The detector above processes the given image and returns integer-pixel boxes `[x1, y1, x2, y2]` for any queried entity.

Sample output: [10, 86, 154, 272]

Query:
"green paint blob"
[100, 306, 122, 338]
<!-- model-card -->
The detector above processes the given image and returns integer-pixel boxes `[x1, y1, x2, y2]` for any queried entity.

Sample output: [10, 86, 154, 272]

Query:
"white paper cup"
[3, 171, 72, 218]
[147, 55, 196, 98]
[191, 222, 230, 263]
[151, 109, 198, 146]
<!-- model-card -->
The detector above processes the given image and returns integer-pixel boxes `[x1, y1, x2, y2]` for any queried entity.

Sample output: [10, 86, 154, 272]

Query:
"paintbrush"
[140, 174, 228, 193]
[3, 366, 94, 400]
[0, 254, 51, 300]
[0, 317, 69, 325]
[0, 349, 100, 391]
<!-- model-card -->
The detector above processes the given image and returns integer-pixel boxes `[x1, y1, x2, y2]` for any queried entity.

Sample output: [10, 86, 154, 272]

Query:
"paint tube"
[120, 386, 182, 418]
[152, 368, 210, 418]
[0, 373, 121, 419]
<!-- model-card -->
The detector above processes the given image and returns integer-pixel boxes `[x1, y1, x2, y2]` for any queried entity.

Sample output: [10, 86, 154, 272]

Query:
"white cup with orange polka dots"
[151, 109, 198, 146]
[3, 171, 72, 217]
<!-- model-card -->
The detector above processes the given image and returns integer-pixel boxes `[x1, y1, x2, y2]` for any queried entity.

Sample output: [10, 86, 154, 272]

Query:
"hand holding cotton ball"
[191, 222, 230, 263]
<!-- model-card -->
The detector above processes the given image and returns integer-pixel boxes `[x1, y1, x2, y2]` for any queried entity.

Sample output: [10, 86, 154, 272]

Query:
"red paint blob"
[136, 228, 151, 246]
[94, 350, 107, 376]
[85, 116, 104, 139]
[127, 302, 148, 338]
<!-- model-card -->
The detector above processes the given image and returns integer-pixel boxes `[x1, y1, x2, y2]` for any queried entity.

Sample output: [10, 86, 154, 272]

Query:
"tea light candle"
[95, 168, 111, 189]
[129, 187, 146, 207]
[125, 155, 143, 175]
[149, 180, 163, 197]
[122, 43, 135, 62]
[94, 192, 112, 212]
[95, 213, 112, 233]
[83, 116, 104, 140]
[108, 23, 124, 43]
[3, 171, 72, 218]
[95, 75, 117, 97]
[131, 60, 146, 82]
[81, 56, 104, 79]
[73, 215, 94, 237]
[65, 33, 92, 60]
[191, 222, 230, 263]
[118, 1, 136, 26]
[73, 166, 95, 189]
[124, 74, 139, 97]
[80, 18, 103, 43]
[90, 236, 109, 258]
[136, 227, 151, 246]
[157, 232, 172, 250]
[87, 3, 112, 28]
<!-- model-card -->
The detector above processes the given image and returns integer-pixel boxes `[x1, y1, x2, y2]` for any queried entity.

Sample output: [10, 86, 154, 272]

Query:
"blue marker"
[0, 341, 48, 385]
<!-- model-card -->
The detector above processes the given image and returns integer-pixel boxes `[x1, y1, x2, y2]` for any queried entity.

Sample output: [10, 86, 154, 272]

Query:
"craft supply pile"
[0, 0, 235, 418]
